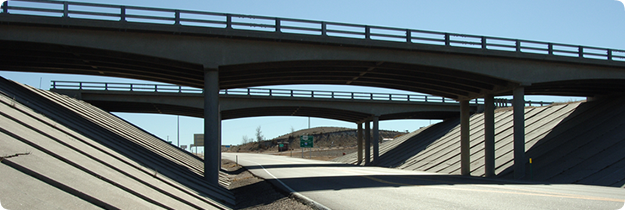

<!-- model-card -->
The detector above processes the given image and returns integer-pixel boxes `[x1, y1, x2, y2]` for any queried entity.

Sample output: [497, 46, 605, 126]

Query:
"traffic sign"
[300, 135, 314, 148]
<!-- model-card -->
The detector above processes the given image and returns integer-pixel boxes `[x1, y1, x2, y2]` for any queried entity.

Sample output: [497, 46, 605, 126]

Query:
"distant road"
[223, 153, 624, 210]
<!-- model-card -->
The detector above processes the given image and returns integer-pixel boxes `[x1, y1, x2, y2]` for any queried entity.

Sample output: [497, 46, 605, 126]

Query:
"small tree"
[256, 126, 264, 148]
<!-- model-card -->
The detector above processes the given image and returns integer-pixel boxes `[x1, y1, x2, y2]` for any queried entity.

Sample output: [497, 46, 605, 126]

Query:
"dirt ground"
[221, 159, 313, 210]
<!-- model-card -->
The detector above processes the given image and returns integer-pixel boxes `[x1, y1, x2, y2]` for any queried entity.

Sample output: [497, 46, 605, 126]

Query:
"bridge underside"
[4, 40, 625, 99]
[3, 40, 625, 99]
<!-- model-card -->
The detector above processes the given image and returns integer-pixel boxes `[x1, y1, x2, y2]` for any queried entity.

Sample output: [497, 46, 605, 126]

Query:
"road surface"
[222, 153, 625, 210]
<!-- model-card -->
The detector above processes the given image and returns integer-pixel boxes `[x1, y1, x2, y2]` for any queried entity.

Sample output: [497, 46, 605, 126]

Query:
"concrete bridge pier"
[460, 100, 471, 176]
[484, 94, 496, 177]
[513, 86, 526, 179]
[357, 123, 363, 165]
[364, 121, 371, 166]
[204, 68, 221, 186]
[372, 115, 380, 165]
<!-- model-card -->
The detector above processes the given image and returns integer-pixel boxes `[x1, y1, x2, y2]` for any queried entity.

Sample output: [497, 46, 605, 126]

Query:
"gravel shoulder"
[222, 159, 313, 210]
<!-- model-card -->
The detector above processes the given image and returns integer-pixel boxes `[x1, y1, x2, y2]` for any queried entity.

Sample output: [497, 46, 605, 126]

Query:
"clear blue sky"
[2, 0, 624, 150]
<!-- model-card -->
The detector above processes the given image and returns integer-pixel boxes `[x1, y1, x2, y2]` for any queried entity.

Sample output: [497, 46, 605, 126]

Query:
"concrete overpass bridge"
[50, 81, 513, 122]
[2, 0, 624, 184]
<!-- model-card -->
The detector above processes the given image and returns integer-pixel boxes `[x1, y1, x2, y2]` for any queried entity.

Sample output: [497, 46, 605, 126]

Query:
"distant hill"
[234, 127, 408, 152]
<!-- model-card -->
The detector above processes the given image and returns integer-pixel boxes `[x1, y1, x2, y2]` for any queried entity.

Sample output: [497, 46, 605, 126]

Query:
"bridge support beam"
[484, 94, 495, 177]
[357, 123, 363, 165]
[364, 121, 371, 166]
[460, 100, 470, 176]
[513, 86, 526, 179]
[204, 68, 220, 185]
[372, 115, 380, 165]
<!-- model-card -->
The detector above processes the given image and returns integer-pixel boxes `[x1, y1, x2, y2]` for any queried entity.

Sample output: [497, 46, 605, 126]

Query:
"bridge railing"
[51, 81, 552, 107]
[2, 0, 625, 62]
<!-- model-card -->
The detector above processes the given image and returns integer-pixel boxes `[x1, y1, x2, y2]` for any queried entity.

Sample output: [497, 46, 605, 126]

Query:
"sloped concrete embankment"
[335, 99, 625, 187]
[0, 77, 235, 209]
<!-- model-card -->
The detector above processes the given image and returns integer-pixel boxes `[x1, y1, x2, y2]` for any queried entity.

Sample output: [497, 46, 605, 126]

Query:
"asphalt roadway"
[222, 153, 625, 210]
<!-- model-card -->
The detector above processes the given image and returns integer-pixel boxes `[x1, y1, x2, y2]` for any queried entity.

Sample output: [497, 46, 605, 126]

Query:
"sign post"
[300, 135, 314, 158]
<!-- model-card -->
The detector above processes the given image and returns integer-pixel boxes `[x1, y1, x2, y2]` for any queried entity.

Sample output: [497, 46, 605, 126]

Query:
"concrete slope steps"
[362, 123, 439, 165]
[28, 85, 204, 174]
[18, 83, 233, 187]
[331, 124, 431, 164]
[374, 119, 460, 168]
[6, 81, 225, 192]
[404, 104, 577, 175]
[332, 122, 442, 165]
[459, 103, 576, 175]
[472, 103, 577, 176]
[0, 79, 234, 207]
[0, 93, 230, 209]
[496, 99, 616, 179]
[521, 98, 625, 185]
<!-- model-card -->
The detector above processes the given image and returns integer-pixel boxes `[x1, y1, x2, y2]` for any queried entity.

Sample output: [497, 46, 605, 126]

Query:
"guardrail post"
[154, 84, 158, 92]
[269, 89, 272, 96]
[275, 18, 281, 33]
[311, 91, 315, 98]
[226, 14, 232, 29]
[406, 29, 411, 43]
[247, 88, 250, 95]
[370, 93, 373, 100]
[608, 49, 613, 61]
[442, 97, 445, 103]
[331, 92, 334, 99]
[365, 26, 371, 40]
[63, 2, 69, 18]
[290, 90, 293, 97]
[175, 10, 181, 25]
[424, 95, 427, 102]
[130, 84, 133, 91]
[51, 81, 56, 89]
[444, 33, 450, 46]
[578, 46, 583, 58]
[548, 43, 553, 55]
[79, 82, 83, 90]
[388, 94, 391, 100]
[105, 83, 108, 91]
[120, 6, 126, 22]
[515, 40, 521, 52]
[407, 95, 411, 101]
[321, 22, 327, 36]
[179, 86, 182, 93]
[481, 37, 487, 49]
[2, 1, 8, 14]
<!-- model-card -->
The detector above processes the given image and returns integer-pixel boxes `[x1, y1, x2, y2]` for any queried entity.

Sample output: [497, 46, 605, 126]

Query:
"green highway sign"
[300, 135, 314, 148]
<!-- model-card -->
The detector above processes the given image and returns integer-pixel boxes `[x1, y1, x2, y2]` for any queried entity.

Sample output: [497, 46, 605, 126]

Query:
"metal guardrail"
[1, 0, 624, 62]
[50, 81, 552, 107]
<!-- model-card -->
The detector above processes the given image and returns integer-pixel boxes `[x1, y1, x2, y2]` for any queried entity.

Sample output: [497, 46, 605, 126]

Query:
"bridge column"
[484, 94, 495, 177]
[513, 86, 526, 179]
[372, 115, 380, 165]
[364, 121, 371, 166]
[204, 68, 220, 185]
[357, 123, 363, 165]
[460, 100, 471, 176]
